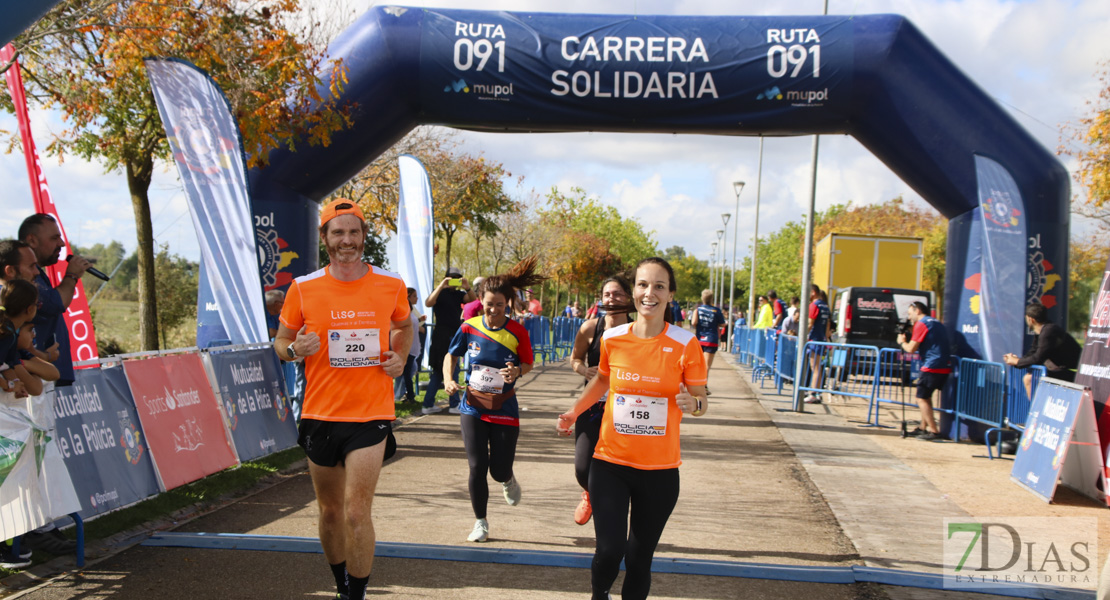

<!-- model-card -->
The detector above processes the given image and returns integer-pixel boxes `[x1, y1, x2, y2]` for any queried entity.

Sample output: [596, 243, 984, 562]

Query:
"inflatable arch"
[250, 6, 1069, 361]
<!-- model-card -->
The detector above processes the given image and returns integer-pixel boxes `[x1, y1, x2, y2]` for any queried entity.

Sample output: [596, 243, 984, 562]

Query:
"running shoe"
[1, 543, 30, 560]
[467, 519, 489, 543]
[918, 431, 945, 441]
[803, 394, 822, 404]
[907, 427, 927, 437]
[0, 546, 30, 570]
[421, 405, 443, 415]
[574, 490, 592, 525]
[448, 407, 462, 414]
[502, 476, 522, 506]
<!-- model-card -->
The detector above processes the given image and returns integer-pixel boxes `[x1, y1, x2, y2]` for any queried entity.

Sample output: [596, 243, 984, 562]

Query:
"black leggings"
[460, 413, 519, 519]
[589, 459, 679, 600]
[574, 402, 604, 490]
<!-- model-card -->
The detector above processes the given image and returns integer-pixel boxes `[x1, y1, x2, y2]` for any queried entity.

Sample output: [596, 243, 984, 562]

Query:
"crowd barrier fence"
[1, 342, 299, 554]
[867, 348, 922, 427]
[954, 357, 1007, 436]
[774, 334, 798, 394]
[984, 364, 1047, 459]
[522, 317, 554, 364]
[797, 342, 882, 406]
[551, 317, 583, 360]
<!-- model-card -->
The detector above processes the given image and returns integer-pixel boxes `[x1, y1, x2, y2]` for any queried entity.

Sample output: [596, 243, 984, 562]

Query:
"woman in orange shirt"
[557, 257, 708, 600]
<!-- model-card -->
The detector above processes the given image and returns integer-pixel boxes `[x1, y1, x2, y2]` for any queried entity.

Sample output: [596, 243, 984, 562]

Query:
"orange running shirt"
[594, 322, 708, 470]
[279, 265, 410, 422]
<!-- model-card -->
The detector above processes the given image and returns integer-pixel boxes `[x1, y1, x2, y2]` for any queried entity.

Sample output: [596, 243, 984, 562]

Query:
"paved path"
[3, 352, 1087, 599]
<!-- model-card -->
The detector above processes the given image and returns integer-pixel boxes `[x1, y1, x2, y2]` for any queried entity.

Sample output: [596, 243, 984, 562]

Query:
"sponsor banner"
[2, 43, 99, 365]
[1011, 381, 1105, 505]
[206, 348, 298, 462]
[145, 58, 268, 346]
[974, 156, 1027, 362]
[418, 12, 852, 127]
[0, 386, 82, 540]
[124, 354, 238, 490]
[196, 261, 229, 349]
[397, 154, 435, 366]
[1076, 261, 1110, 465]
[54, 367, 161, 517]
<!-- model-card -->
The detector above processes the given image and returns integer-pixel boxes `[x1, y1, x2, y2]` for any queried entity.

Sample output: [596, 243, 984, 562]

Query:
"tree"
[427, 151, 517, 269]
[1061, 61, 1110, 215]
[153, 245, 198, 349]
[4, 0, 350, 350]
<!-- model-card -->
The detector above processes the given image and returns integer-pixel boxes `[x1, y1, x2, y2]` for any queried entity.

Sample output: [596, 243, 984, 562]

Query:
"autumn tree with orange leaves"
[2, 0, 349, 349]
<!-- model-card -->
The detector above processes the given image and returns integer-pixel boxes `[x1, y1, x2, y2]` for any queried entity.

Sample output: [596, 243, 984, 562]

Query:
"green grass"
[90, 299, 195, 354]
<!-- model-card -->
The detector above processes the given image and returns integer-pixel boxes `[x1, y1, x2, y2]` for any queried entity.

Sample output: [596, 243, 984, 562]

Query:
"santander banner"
[1, 43, 99, 364]
[123, 354, 238, 490]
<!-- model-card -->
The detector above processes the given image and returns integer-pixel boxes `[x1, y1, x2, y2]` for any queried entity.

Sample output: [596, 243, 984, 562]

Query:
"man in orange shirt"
[274, 199, 412, 600]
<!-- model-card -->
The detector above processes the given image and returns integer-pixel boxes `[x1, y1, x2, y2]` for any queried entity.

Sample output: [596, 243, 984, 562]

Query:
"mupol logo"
[330, 331, 341, 341]
[444, 78, 469, 93]
[757, 86, 782, 100]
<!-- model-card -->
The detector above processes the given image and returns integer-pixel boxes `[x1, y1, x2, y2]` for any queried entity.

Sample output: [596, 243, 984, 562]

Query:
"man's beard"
[326, 240, 364, 265]
[39, 250, 60, 267]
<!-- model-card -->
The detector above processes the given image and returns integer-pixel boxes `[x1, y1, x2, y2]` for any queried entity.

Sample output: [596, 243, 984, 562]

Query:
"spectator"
[265, 289, 285, 339]
[786, 296, 800, 320]
[563, 300, 582, 318]
[0, 280, 45, 397]
[422, 267, 476, 415]
[1003, 302, 1081, 398]
[19, 214, 90, 388]
[768, 290, 787, 330]
[781, 298, 801, 337]
[896, 300, 952, 441]
[395, 287, 424, 403]
[462, 277, 486, 320]
[16, 215, 87, 555]
[802, 284, 832, 404]
[525, 289, 543, 317]
[752, 295, 774, 329]
[670, 299, 684, 327]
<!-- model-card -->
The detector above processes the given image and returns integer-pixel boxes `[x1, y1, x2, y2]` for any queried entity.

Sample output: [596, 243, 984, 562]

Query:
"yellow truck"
[812, 233, 923, 298]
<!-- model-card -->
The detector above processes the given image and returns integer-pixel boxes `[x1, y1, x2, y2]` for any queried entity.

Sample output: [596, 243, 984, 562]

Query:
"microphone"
[66, 254, 110, 282]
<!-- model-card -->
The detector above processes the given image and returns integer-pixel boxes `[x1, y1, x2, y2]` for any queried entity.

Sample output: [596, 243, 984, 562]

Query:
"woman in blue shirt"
[444, 256, 545, 543]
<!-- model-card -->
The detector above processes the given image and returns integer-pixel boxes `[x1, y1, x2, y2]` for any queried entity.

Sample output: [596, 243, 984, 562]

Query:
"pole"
[728, 182, 745, 349]
[721, 214, 730, 315]
[715, 230, 725, 309]
[793, 135, 820, 412]
[709, 243, 717, 298]
[747, 137, 764, 325]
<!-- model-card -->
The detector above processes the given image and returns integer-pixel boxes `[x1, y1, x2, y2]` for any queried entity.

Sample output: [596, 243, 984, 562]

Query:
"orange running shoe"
[574, 490, 592, 525]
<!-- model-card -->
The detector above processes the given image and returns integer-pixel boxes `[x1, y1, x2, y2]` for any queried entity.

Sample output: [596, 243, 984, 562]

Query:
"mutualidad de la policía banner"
[54, 366, 161, 517]
[206, 348, 298, 462]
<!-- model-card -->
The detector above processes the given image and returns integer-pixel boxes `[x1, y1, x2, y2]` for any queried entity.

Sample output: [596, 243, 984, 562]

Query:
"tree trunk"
[443, 227, 455, 270]
[127, 156, 159, 350]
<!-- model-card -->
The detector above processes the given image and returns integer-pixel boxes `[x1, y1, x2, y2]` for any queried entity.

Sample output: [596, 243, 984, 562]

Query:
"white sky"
[1, 0, 1107, 268]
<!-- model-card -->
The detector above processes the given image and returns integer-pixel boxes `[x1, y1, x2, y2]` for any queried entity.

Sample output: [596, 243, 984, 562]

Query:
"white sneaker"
[448, 407, 462, 414]
[421, 405, 443, 415]
[467, 519, 489, 542]
[502, 476, 522, 506]
[804, 394, 822, 404]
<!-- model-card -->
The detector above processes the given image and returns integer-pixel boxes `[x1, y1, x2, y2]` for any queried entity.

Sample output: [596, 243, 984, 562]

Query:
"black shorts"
[916, 372, 949, 400]
[298, 419, 396, 467]
[700, 344, 719, 355]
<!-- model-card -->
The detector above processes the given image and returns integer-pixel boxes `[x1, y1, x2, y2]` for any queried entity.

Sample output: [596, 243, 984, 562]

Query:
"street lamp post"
[747, 137, 764, 329]
[715, 230, 724, 308]
[720, 214, 731, 316]
[709, 242, 718, 300]
[729, 181, 745, 348]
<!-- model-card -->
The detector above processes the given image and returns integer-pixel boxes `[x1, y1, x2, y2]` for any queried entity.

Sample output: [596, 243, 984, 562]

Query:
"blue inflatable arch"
[251, 6, 1069, 360]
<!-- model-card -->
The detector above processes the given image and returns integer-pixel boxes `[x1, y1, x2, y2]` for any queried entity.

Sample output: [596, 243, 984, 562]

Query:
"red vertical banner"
[2, 44, 99, 364]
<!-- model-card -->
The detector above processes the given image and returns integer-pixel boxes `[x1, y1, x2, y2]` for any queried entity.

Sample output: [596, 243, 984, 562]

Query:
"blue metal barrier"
[984, 364, 1047, 459]
[523, 316, 554, 365]
[752, 329, 778, 387]
[797, 342, 881, 405]
[774, 334, 798, 394]
[867, 348, 921, 427]
[551, 317, 581, 359]
[954, 357, 1005, 434]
